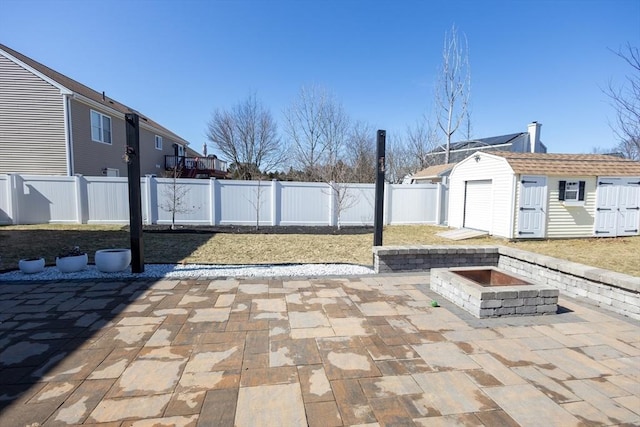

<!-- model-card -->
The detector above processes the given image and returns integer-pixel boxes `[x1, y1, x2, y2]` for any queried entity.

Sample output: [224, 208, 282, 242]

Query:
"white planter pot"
[95, 249, 131, 273]
[56, 253, 88, 273]
[19, 258, 45, 274]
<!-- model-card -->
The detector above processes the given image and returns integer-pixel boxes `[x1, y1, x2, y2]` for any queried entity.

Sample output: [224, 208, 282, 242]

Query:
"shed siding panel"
[448, 154, 515, 238]
[546, 176, 597, 238]
[0, 54, 67, 175]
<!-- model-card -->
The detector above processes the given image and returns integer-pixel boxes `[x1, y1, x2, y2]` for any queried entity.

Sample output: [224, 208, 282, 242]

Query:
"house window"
[559, 180, 586, 202]
[155, 135, 163, 150]
[90, 110, 112, 144]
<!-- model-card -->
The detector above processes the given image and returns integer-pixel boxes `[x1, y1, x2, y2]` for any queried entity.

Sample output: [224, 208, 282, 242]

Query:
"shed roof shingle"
[412, 163, 456, 179]
[490, 152, 640, 176]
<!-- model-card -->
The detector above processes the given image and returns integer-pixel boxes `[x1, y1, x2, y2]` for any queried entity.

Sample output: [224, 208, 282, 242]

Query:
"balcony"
[164, 155, 228, 179]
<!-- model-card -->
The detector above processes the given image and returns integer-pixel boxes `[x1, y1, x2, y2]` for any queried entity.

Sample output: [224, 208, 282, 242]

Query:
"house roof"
[411, 163, 456, 179]
[428, 132, 529, 154]
[488, 152, 640, 176]
[0, 43, 188, 145]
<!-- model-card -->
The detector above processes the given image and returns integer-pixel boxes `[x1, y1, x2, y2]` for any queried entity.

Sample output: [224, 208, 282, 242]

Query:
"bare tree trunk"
[435, 24, 471, 164]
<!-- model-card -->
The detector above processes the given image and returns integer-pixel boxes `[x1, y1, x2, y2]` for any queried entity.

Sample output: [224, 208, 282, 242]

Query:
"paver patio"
[0, 274, 638, 426]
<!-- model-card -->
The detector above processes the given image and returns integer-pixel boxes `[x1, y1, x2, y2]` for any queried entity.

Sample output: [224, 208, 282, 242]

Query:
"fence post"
[271, 179, 279, 226]
[328, 181, 337, 227]
[210, 178, 217, 225]
[73, 174, 84, 224]
[435, 183, 441, 225]
[6, 173, 18, 225]
[144, 175, 155, 225]
[383, 182, 391, 225]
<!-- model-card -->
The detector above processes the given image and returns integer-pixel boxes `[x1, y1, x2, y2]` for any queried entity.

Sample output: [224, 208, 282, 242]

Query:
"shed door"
[517, 176, 547, 238]
[595, 177, 640, 237]
[617, 178, 640, 236]
[464, 180, 492, 231]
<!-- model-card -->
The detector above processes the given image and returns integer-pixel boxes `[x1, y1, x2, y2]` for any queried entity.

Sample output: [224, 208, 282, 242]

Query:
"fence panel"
[17, 175, 78, 224]
[337, 184, 376, 226]
[156, 177, 212, 225]
[279, 181, 329, 225]
[85, 176, 130, 223]
[387, 184, 440, 224]
[217, 180, 273, 225]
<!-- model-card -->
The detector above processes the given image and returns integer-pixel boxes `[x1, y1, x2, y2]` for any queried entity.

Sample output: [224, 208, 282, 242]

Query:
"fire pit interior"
[430, 266, 558, 318]
[453, 268, 532, 287]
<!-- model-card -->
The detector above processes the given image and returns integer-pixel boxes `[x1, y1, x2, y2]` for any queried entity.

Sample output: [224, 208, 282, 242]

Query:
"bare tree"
[435, 24, 471, 164]
[207, 94, 285, 179]
[247, 178, 267, 231]
[347, 121, 377, 183]
[406, 118, 440, 169]
[159, 165, 197, 230]
[283, 85, 351, 181]
[323, 162, 357, 230]
[385, 132, 421, 184]
[606, 43, 640, 160]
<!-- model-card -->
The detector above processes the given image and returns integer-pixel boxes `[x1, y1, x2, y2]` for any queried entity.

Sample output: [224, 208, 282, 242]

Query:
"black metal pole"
[373, 130, 386, 246]
[125, 113, 144, 273]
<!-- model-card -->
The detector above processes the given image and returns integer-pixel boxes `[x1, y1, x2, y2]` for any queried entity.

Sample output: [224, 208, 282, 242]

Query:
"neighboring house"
[409, 163, 456, 184]
[0, 43, 226, 178]
[409, 122, 547, 182]
[447, 151, 640, 239]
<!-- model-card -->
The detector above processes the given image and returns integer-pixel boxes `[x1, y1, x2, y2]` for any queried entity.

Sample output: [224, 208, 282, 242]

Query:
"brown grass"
[1, 224, 638, 276]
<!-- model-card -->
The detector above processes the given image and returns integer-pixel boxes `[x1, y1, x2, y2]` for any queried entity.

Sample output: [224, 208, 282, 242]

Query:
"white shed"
[448, 152, 640, 239]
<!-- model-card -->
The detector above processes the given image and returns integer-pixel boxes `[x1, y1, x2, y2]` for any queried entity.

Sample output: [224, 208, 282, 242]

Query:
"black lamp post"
[373, 130, 386, 247]
[125, 113, 144, 273]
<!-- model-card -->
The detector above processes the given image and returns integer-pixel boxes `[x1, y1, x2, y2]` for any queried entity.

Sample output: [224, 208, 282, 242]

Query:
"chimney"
[527, 121, 541, 153]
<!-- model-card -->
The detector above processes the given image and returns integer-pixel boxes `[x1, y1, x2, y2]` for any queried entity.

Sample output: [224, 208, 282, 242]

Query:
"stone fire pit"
[430, 266, 559, 318]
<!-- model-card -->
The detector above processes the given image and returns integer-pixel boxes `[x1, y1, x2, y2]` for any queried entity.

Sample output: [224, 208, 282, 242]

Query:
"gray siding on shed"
[0, 55, 67, 175]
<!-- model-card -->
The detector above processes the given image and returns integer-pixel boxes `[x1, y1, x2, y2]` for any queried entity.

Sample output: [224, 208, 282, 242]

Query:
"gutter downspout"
[63, 94, 74, 176]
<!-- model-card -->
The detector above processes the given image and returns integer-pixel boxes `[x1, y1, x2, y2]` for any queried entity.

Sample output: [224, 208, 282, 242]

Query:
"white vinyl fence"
[0, 174, 448, 227]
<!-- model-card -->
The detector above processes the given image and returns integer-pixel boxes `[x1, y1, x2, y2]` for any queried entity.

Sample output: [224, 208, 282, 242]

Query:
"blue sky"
[1, 0, 639, 159]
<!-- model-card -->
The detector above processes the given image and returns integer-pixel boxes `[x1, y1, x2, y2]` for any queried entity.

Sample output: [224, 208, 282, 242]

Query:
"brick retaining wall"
[373, 245, 640, 320]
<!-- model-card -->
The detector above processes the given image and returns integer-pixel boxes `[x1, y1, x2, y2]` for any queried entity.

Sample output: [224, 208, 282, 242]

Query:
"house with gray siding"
[0, 44, 224, 178]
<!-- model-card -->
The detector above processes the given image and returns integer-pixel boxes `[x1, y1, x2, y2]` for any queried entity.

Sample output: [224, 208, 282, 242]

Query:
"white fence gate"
[0, 174, 448, 227]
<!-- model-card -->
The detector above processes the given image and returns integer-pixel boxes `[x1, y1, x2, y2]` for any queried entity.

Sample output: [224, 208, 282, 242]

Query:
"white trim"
[508, 174, 517, 239]
[63, 94, 74, 176]
[0, 48, 73, 95]
[155, 135, 163, 150]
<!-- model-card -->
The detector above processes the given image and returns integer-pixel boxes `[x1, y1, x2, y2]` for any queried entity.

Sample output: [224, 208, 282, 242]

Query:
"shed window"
[90, 110, 112, 144]
[559, 180, 585, 202]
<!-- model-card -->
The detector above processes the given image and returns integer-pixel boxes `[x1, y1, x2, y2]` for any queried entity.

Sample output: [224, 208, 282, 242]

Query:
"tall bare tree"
[283, 85, 350, 181]
[606, 43, 640, 160]
[206, 94, 285, 180]
[407, 118, 440, 168]
[385, 132, 421, 184]
[435, 24, 471, 164]
[347, 121, 377, 183]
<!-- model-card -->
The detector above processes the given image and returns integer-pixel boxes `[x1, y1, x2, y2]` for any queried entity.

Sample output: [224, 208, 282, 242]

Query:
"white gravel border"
[0, 263, 375, 281]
